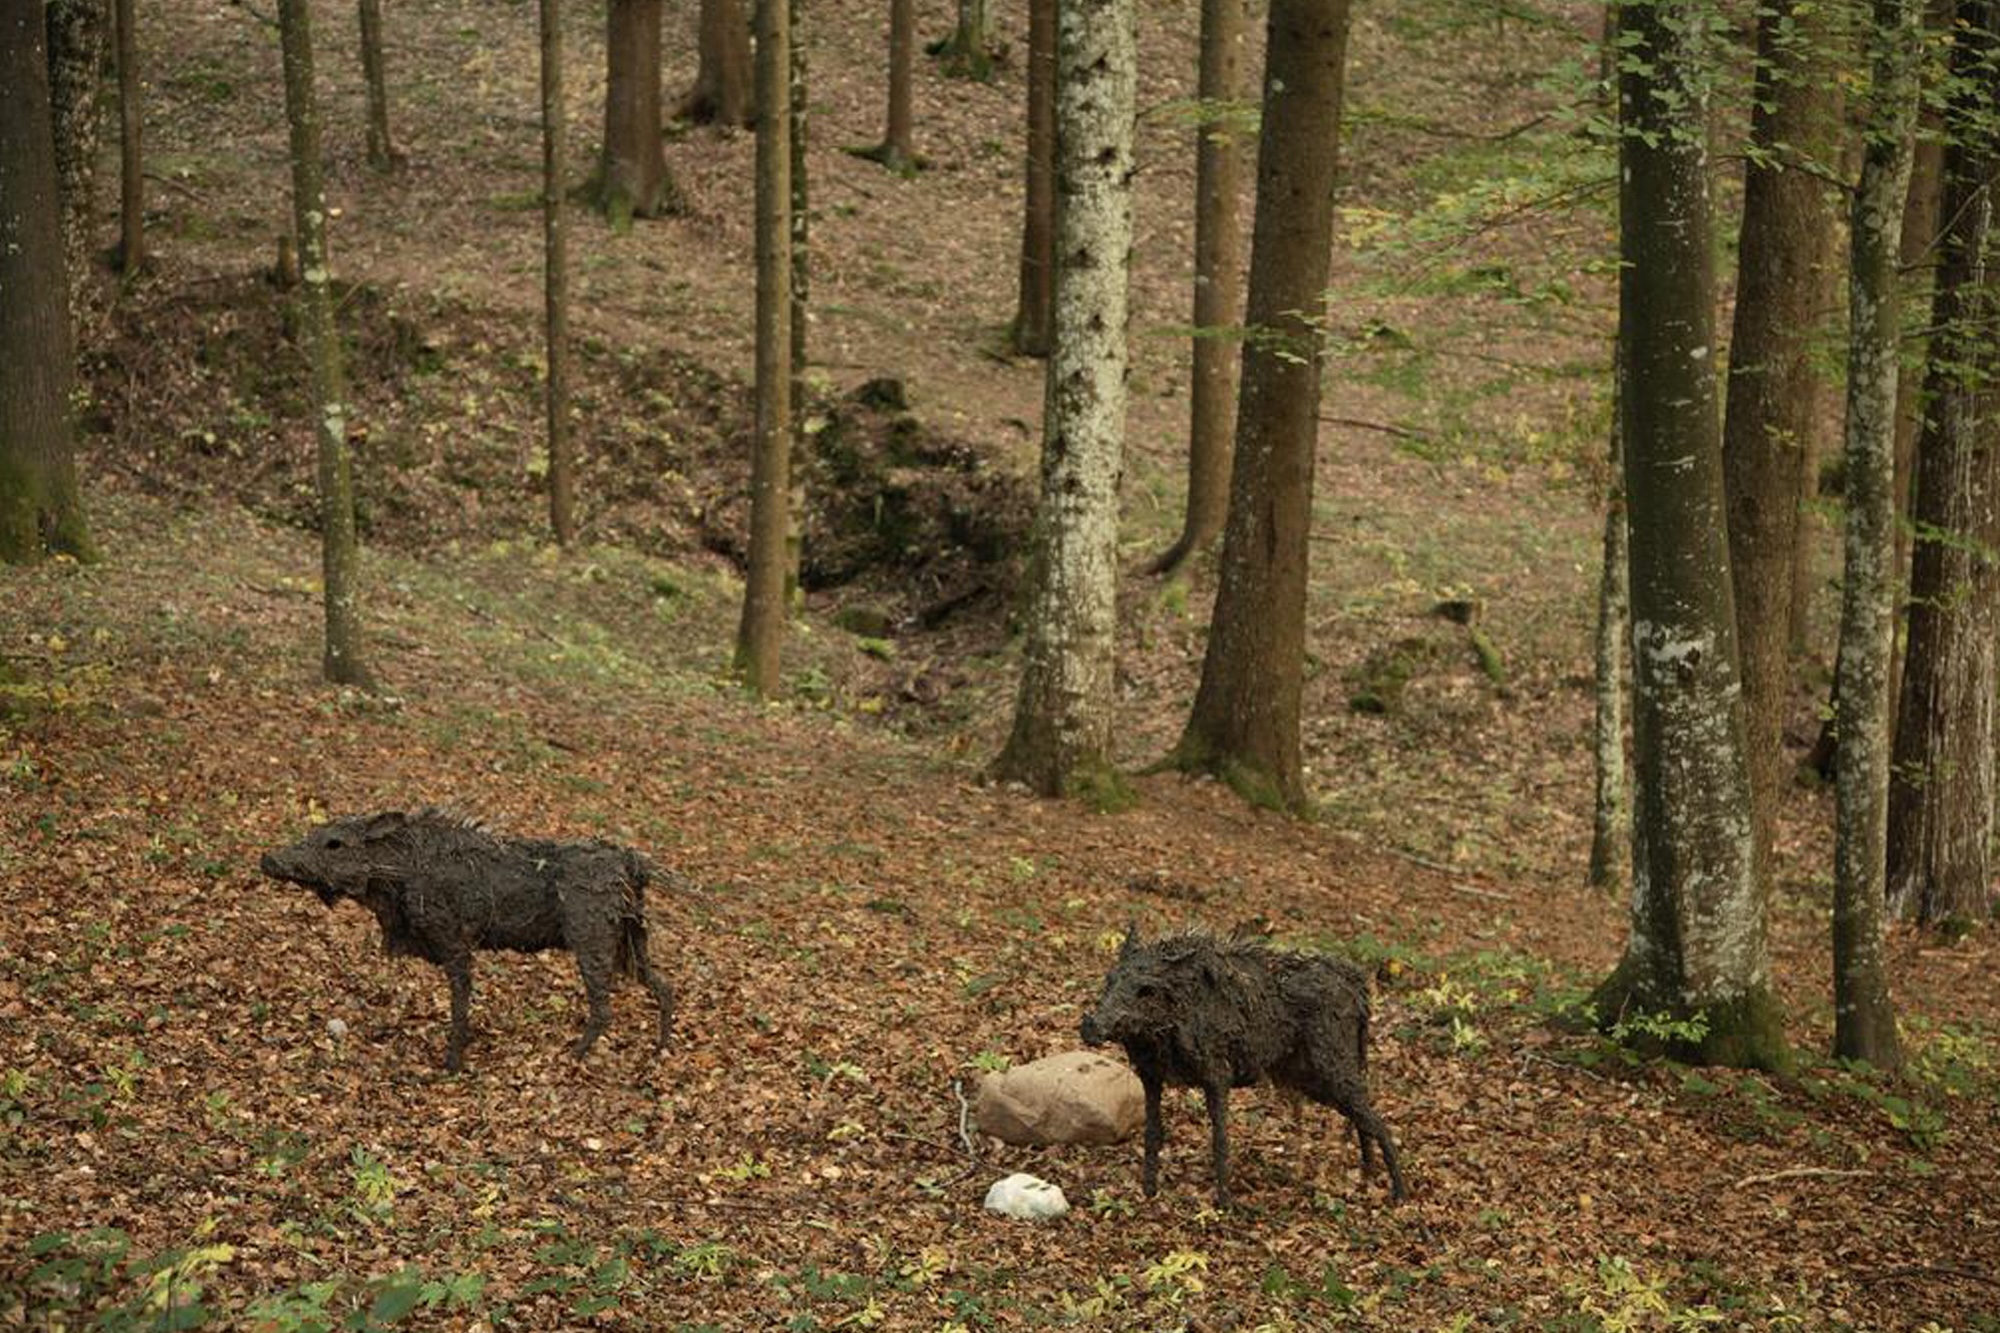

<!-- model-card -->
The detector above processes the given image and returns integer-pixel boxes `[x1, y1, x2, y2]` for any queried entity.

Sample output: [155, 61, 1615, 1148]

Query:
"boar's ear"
[361, 811, 407, 841]
[1120, 921, 1141, 957]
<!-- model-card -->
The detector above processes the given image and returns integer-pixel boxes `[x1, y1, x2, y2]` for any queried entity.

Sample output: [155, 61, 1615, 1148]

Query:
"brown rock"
[974, 1050, 1144, 1146]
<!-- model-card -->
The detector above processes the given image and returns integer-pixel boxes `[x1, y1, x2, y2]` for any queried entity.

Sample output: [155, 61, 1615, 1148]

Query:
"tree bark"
[1722, 0, 1839, 879]
[933, 0, 997, 79]
[540, 0, 573, 546]
[1591, 0, 1785, 1070]
[859, 0, 916, 170]
[1149, 0, 1247, 577]
[1169, 0, 1353, 814]
[0, 0, 96, 564]
[1833, 0, 1920, 1068]
[1588, 350, 1628, 891]
[45, 0, 110, 335]
[1886, 0, 2000, 931]
[357, 0, 401, 170]
[599, 0, 673, 221]
[735, 0, 793, 694]
[680, 0, 754, 127]
[786, 0, 809, 604]
[992, 0, 1137, 797]
[278, 0, 372, 688]
[113, 0, 141, 271]
[1009, 0, 1055, 356]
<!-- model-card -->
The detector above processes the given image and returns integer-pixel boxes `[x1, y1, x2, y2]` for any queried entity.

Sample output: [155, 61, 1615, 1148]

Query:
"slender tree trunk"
[1591, 0, 1785, 1071]
[786, 0, 809, 604]
[540, 0, 573, 546]
[992, 0, 1137, 797]
[1009, 0, 1055, 356]
[1149, 0, 1247, 577]
[859, 0, 916, 170]
[599, 0, 673, 221]
[113, 0, 141, 271]
[357, 0, 401, 170]
[1722, 0, 1840, 878]
[1169, 0, 1353, 814]
[1887, 0, 2000, 930]
[680, 0, 754, 127]
[1833, 0, 1920, 1068]
[1, 0, 96, 564]
[278, 0, 372, 688]
[1589, 351, 1629, 891]
[934, 0, 996, 79]
[45, 0, 110, 335]
[735, 0, 793, 694]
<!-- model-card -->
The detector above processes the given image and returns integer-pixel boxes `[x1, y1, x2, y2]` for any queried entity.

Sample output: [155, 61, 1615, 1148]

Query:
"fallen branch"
[1857, 1263, 2000, 1290]
[952, 1078, 977, 1159]
[1731, 1166, 1873, 1190]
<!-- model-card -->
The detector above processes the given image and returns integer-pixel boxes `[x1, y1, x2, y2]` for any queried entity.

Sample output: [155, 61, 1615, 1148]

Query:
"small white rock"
[982, 1172, 1069, 1221]
[326, 1018, 349, 1039]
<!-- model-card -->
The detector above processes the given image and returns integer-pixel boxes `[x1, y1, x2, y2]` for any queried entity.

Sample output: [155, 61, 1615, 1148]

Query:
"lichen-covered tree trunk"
[599, 0, 673, 221]
[1009, 0, 1055, 356]
[539, 0, 573, 546]
[1887, 0, 2000, 931]
[992, 0, 1136, 796]
[860, 0, 916, 170]
[681, 0, 753, 127]
[278, 0, 372, 688]
[1, 0, 96, 565]
[734, 0, 793, 695]
[1832, 0, 1920, 1068]
[785, 0, 809, 603]
[1722, 0, 1839, 877]
[357, 0, 401, 170]
[1170, 0, 1352, 814]
[113, 0, 141, 271]
[1589, 351, 1628, 891]
[1592, 0, 1784, 1070]
[45, 0, 109, 335]
[1149, 0, 1247, 578]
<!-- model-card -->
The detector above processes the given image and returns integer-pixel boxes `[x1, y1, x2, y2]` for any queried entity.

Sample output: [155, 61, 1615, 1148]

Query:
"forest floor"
[4, 0, 1999, 1328]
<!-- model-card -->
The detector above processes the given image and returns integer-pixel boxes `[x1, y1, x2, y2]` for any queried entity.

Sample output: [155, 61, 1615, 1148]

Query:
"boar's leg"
[1203, 1082, 1233, 1207]
[629, 945, 675, 1050]
[443, 957, 474, 1073]
[1140, 1072, 1165, 1196]
[574, 955, 614, 1059]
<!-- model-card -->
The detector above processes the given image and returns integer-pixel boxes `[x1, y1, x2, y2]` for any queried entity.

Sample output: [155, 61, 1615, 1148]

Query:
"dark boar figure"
[261, 809, 675, 1072]
[1080, 925, 1405, 1205]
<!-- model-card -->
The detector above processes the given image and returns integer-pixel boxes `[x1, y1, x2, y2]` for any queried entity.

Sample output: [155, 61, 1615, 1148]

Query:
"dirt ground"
[3, 0, 1997, 1328]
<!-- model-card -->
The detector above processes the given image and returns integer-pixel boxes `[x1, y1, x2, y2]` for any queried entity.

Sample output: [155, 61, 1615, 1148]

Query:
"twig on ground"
[1856, 1264, 2000, 1289]
[952, 1078, 978, 1159]
[1731, 1166, 1874, 1190]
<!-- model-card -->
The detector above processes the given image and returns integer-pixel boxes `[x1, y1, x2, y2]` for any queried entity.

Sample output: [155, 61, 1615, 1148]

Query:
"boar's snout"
[1079, 1011, 1104, 1046]
[260, 851, 288, 880]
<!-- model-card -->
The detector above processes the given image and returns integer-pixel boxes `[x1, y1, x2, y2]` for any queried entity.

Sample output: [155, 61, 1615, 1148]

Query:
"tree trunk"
[934, 0, 997, 80]
[1886, 0, 2000, 931]
[1588, 351, 1628, 891]
[992, 0, 1137, 797]
[45, 0, 110, 335]
[734, 0, 793, 694]
[785, 0, 809, 604]
[599, 0, 673, 221]
[1722, 0, 1840, 879]
[1832, 0, 1921, 1068]
[859, 0, 916, 170]
[113, 0, 141, 271]
[0, 0, 96, 565]
[540, 0, 573, 546]
[1169, 0, 1353, 814]
[1149, 0, 1247, 577]
[357, 0, 401, 170]
[1009, 0, 1055, 356]
[680, 0, 754, 127]
[1591, 0, 1785, 1070]
[278, 0, 372, 688]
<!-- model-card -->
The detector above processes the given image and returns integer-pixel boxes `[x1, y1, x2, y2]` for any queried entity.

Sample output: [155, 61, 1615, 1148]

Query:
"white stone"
[326, 1017, 349, 1038]
[983, 1173, 1069, 1221]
